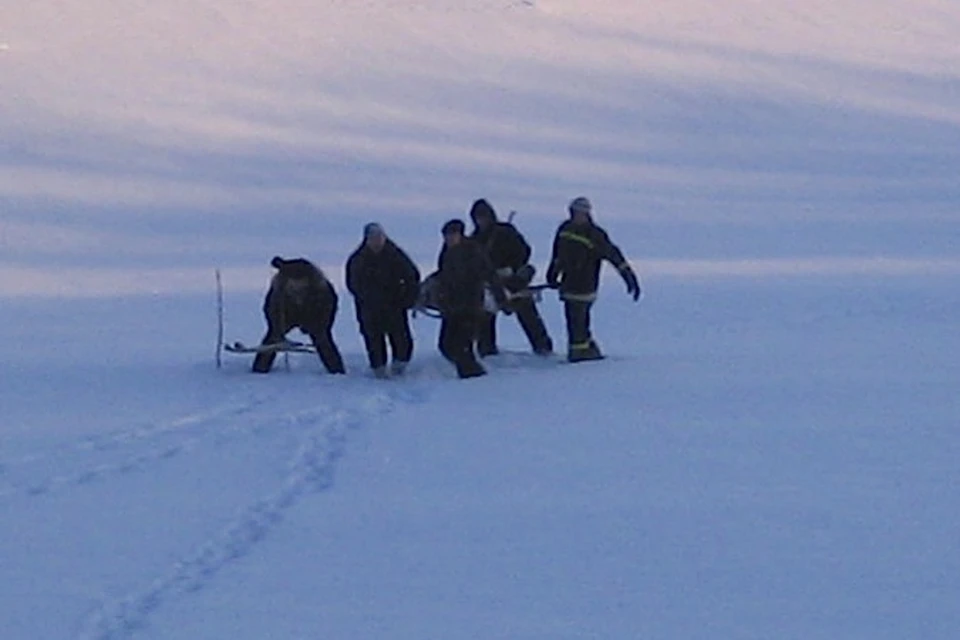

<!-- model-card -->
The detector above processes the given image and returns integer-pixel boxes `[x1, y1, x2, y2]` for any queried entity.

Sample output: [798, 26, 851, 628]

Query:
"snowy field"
[2, 277, 960, 639]
[3, 1, 960, 638]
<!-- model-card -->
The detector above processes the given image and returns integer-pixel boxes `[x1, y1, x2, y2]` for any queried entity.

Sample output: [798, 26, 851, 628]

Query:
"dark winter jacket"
[469, 201, 535, 292]
[264, 257, 338, 333]
[546, 221, 631, 300]
[470, 221, 531, 271]
[435, 240, 506, 315]
[346, 240, 421, 323]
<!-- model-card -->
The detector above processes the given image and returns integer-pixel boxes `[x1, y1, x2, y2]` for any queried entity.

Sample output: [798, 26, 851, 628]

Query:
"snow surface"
[2, 1, 960, 638]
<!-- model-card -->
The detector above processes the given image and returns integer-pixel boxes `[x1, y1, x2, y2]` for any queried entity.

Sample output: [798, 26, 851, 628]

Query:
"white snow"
[2, 1, 959, 638]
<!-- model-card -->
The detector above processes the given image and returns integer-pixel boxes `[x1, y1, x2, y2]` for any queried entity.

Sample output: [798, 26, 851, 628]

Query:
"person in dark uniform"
[435, 219, 508, 379]
[346, 223, 421, 378]
[469, 198, 553, 356]
[546, 197, 641, 362]
[253, 256, 346, 374]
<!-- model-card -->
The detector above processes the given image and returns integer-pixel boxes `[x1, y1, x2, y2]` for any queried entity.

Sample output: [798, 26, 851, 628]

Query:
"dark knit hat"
[363, 222, 385, 239]
[469, 198, 496, 222]
[270, 256, 317, 280]
[569, 196, 592, 216]
[441, 218, 466, 235]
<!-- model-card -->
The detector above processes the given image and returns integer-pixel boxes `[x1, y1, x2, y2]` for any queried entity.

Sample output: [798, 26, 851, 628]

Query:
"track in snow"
[74, 379, 429, 640]
[0, 395, 272, 502]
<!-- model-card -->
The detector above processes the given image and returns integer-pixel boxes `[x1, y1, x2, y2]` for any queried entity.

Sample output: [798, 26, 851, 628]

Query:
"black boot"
[534, 337, 554, 356]
[251, 352, 275, 373]
[568, 340, 603, 363]
[457, 359, 488, 379]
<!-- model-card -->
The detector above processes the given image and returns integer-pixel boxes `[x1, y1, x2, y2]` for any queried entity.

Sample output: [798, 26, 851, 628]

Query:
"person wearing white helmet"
[546, 196, 641, 362]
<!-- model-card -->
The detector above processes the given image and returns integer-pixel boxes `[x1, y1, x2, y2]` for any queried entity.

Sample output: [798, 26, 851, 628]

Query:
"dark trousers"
[475, 312, 498, 356]
[439, 311, 486, 379]
[252, 313, 345, 375]
[476, 299, 553, 355]
[563, 299, 597, 352]
[360, 307, 413, 369]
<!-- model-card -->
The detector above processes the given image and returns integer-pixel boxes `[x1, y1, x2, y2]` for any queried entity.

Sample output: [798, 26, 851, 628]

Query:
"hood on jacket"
[469, 198, 498, 225]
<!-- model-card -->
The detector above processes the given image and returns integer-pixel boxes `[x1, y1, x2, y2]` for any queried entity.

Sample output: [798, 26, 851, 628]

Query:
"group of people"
[251, 196, 641, 379]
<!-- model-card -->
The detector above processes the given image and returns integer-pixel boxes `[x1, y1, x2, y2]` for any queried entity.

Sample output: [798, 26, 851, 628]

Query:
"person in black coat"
[435, 218, 507, 379]
[469, 198, 553, 356]
[346, 223, 421, 377]
[253, 256, 346, 374]
[546, 197, 641, 362]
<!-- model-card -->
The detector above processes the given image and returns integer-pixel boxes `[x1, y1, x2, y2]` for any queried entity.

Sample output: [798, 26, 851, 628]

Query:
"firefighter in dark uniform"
[253, 256, 346, 374]
[435, 219, 508, 379]
[546, 197, 641, 362]
[469, 198, 553, 356]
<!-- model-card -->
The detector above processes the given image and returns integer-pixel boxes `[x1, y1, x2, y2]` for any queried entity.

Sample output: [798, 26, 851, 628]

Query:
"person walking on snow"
[346, 223, 421, 378]
[469, 198, 553, 356]
[546, 197, 641, 362]
[435, 218, 508, 379]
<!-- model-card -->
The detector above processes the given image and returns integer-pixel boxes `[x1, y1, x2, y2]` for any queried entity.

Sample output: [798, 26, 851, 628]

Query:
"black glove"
[399, 280, 420, 310]
[515, 264, 535, 285]
[491, 284, 509, 313]
[620, 265, 641, 301]
[546, 262, 560, 288]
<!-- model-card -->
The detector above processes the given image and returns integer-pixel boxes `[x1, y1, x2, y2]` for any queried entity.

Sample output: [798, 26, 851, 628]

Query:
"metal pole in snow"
[215, 269, 224, 369]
